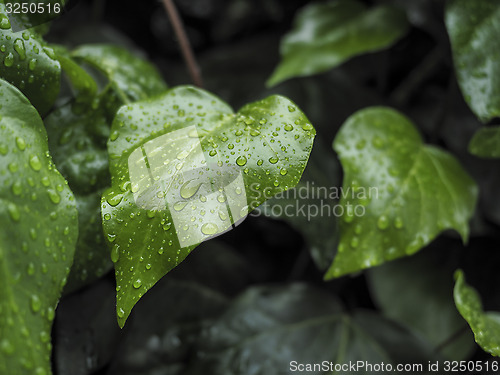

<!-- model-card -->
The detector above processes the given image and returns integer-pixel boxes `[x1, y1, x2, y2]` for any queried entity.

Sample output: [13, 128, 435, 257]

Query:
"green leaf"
[53, 46, 98, 104]
[446, 0, 500, 122]
[71, 44, 167, 106]
[0, 79, 78, 374]
[325, 107, 478, 279]
[3, 0, 66, 33]
[102, 85, 315, 327]
[469, 126, 500, 159]
[267, 0, 409, 87]
[256, 140, 339, 270]
[0, 4, 61, 115]
[186, 284, 434, 374]
[45, 101, 112, 293]
[454, 270, 500, 356]
[368, 247, 475, 360]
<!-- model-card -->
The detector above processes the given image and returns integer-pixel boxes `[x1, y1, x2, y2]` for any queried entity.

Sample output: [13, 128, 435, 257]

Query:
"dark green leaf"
[469, 126, 500, 159]
[109, 280, 228, 375]
[326, 107, 478, 279]
[186, 284, 433, 375]
[45, 101, 112, 292]
[71, 44, 167, 105]
[445, 0, 500, 122]
[102, 85, 315, 327]
[267, 0, 409, 87]
[0, 4, 61, 115]
[368, 246, 474, 360]
[0, 79, 78, 374]
[454, 270, 500, 356]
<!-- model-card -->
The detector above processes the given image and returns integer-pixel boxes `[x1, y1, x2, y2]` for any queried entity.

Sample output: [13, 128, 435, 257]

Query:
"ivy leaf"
[71, 44, 167, 106]
[185, 284, 433, 374]
[0, 4, 61, 115]
[446, 0, 500, 122]
[469, 126, 500, 159]
[102, 85, 315, 327]
[0, 79, 78, 374]
[267, 0, 409, 87]
[368, 246, 475, 360]
[325, 107, 478, 279]
[454, 270, 500, 356]
[45, 101, 112, 293]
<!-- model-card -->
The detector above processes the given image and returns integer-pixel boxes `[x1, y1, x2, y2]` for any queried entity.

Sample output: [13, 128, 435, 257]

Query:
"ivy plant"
[2, 0, 500, 372]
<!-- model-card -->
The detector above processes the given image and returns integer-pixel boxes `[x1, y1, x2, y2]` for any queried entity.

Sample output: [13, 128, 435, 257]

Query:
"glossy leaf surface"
[102, 85, 315, 327]
[326, 107, 477, 278]
[454, 270, 500, 356]
[446, 0, 500, 122]
[0, 79, 78, 374]
[267, 0, 409, 86]
[469, 126, 500, 159]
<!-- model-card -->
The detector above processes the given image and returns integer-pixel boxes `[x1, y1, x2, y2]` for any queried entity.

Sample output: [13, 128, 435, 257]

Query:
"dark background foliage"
[46, 0, 500, 373]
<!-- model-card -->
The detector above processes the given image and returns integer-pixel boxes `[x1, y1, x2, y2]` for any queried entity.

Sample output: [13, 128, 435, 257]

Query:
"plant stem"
[161, 0, 204, 88]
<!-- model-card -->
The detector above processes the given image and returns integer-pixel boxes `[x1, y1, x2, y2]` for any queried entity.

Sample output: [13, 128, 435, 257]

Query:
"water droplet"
[280, 168, 287, 176]
[217, 194, 226, 203]
[29, 155, 42, 171]
[284, 124, 293, 131]
[111, 246, 120, 262]
[377, 215, 389, 230]
[177, 150, 189, 160]
[11, 181, 22, 196]
[133, 279, 142, 289]
[30, 295, 41, 312]
[117, 308, 125, 318]
[107, 194, 123, 207]
[14, 39, 26, 60]
[350, 237, 359, 248]
[288, 105, 296, 112]
[235, 130, 243, 136]
[1, 339, 14, 355]
[110, 130, 119, 141]
[180, 180, 202, 199]
[7, 203, 20, 222]
[48, 189, 60, 204]
[269, 156, 278, 164]
[0, 16, 11, 30]
[209, 150, 217, 157]
[15, 137, 26, 151]
[201, 222, 218, 235]
[104, 213, 111, 220]
[174, 201, 188, 211]
[257, 159, 263, 166]
[27, 262, 35, 276]
[302, 124, 313, 131]
[107, 234, 116, 243]
[3, 53, 14, 67]
[236, 155, 247, 166]
[250, 129, 260, 137]
[228, 144, 234, 150]
[372, 136, 384, 149]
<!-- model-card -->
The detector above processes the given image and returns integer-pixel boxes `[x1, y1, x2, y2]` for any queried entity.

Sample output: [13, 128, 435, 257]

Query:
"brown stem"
[161, 0, 203, 88]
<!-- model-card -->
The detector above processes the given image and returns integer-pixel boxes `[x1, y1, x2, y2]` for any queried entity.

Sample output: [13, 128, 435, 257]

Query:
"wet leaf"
[71, 44, 167, 106]
[454, 270, 500, 356]
[325, 107, 478, 278]
[0, 3, 61, 115]
[368, 246, 475, 360]
[446, 0, 500, 122]
[102, 85, 315, 327]
[0, 79, 78, 374]
[469, 126, 500, 159]
[45, 101, 112, 293]
[186, 284, 433, 374]
[267, 0, 409, 87]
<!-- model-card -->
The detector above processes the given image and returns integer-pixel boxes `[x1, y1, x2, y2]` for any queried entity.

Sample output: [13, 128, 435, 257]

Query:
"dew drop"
[107, 194, 123, 207]
[284, 124, 293, 131]
[201, 222, 218, 235]
[14, 39, 26, 60]
[11, 181, 22, 196]
[7, 203, 20, 222]
[269, 156, 278, 164]
[174, 201, 188, 211]
[48, 189, 61, 204]
[29, 155, 42, 171]
[117, 308, 125, 318]
[16, 137, 26, 151]
[377, 215, 389, 230]
[133, 279, 142, 289]
[236, 155, 247, 166]
[111, 246, 120, 262]
[180, 180, 202, 199]
[394, 217, 404, 229]
[30, 295, 41, 313]
[280, 168, 288, 176]
[3, 53, 14, 67]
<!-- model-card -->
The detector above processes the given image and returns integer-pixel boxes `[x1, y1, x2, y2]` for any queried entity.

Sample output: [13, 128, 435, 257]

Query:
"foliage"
[1, 0, 500, 373]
